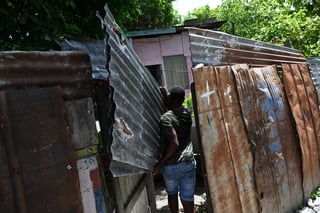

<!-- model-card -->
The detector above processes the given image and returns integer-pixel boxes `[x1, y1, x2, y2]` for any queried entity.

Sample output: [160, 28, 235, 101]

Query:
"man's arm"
[160, 86, 170, 109]
[152, 130, 179, 175]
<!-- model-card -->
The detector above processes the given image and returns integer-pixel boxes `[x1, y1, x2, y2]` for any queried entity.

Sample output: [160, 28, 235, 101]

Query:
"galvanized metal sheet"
[102, 5, 166, 176]
[192, 65, 258, 212]
[188, 27, 307, 67]
[62, 37, 109, 80]
[282, 63, 320, 199]
[0, 51, 93, 100]
[232, 64, 303, 212]
[0, 87, 83, 212]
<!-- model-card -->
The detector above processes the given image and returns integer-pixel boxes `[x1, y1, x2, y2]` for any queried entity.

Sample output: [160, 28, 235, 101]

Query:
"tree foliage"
[183, 4, 218, 24]
[184, 0, 320, 57]
[107, 0, 177, 31]
[0, 0, 176, 50]
[0, 0, 107, 50]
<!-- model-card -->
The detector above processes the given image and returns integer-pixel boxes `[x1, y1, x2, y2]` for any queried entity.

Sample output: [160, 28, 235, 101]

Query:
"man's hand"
[152, 165, 161, 175]
[152, 162, 162, 176]
[159, 86, 167, 98]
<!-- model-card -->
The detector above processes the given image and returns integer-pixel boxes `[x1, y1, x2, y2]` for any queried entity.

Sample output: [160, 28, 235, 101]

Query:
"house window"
[163, 55, 189, 89]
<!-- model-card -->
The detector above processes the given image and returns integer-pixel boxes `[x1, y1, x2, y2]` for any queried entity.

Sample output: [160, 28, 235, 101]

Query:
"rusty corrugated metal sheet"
[307, 57, 320, 107]
[282, 63, 320, 199]
[0, 87, 83, 212]
[102, 5, 166, 176]
[188, 27, 307, 67]
[0, 51, 93, 100]
[192, 65, 258, 212]
[193, 64, 304, 212]
[232, 64, 303, 212]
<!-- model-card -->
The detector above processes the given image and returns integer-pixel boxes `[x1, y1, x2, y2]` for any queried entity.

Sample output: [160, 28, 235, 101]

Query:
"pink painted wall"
[132, 37, 161, 66]
[132, 31, 194, 87]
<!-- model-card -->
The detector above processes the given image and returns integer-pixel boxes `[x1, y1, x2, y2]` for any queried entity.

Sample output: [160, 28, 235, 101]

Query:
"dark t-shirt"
[160, 106, 194, 165]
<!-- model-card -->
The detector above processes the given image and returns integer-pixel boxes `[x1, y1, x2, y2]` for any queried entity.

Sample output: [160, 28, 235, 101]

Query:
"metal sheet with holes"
[0, 87, 83, 212]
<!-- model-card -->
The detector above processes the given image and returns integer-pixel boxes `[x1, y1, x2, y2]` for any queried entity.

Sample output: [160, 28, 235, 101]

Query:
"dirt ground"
[154, 174, 207, 212]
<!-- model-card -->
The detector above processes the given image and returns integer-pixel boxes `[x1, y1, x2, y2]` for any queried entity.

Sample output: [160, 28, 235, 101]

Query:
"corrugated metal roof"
[307, 57, 320, 107]
[102, 5, 166, 176]
[127, 18, 226, 38]
[188, 27, 307, 67]
[127, 27, 177, 38]
[0, 51, 93, 100]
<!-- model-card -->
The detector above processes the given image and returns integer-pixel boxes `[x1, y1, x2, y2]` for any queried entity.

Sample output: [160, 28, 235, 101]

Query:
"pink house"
[128, 19, 225, 94]
[129, 30, 193, 93]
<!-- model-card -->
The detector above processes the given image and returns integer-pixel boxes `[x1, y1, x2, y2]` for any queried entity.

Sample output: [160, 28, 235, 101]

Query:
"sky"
[172, 0, 222, 16]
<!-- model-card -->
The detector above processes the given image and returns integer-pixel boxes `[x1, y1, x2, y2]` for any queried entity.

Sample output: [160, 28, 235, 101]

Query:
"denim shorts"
[161, 160, 196, 202]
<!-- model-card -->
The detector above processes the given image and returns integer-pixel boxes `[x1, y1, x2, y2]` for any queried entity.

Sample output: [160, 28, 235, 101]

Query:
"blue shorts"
[161, 160, 196, 202]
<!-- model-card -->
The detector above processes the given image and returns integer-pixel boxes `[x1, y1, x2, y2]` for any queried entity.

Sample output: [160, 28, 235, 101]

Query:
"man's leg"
[168, 194, 179, 213]
[181, 199, 195, 213]
[179, 160, 196, 213]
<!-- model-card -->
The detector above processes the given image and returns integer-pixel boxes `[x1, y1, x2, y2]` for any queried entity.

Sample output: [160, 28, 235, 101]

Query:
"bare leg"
[168, 194, 179, 213]
[181, 199, 195, 213]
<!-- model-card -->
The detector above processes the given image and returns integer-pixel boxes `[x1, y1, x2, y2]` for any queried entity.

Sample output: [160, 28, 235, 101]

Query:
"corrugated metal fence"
[0, 51, 111, 212]
[62, 4, 167, 212]
[190, 28, 320, 213]
[100, 5, 165, 212]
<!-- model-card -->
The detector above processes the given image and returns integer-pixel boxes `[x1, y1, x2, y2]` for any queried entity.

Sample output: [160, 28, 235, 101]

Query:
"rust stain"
[0, 51, 93, 100]
[261, 66, 303, 208]
[120, 119, 133, 136]
[215, 65, 259, 212]
[0, 87, 83, 212]
[232, 64, 281, 213]
[193, 65, 258, 212]
[193, 63, 306, 212]
[282, 63, 320, 199]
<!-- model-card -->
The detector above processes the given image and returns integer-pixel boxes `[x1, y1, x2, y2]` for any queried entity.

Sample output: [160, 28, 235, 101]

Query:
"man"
[153, 86, 196, 213]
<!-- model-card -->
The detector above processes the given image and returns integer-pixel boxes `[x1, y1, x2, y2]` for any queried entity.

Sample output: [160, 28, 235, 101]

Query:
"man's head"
[169, 86, 185, 108]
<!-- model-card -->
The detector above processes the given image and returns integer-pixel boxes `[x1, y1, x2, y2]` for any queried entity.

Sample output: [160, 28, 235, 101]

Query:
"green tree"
[0, 0, 176, 50]
[0, 0, 106, 50]
[107, 0, 177, 31]
[184, 4, 217, 23]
